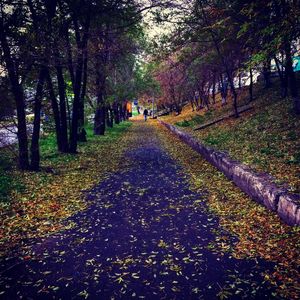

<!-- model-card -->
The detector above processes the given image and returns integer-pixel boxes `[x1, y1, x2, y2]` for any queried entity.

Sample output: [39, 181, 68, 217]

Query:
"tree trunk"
[285, 40, 300, 114]
[94, 57, 106, 135]
[120, 103, 126, 121]
[0, 25, 30, 169]
[274, 56, 288, 98]
[106, 106, 109, 127]
[110, 107, 114, 127]
[220, 74, 228, 105]
[212, 73, 216, 104]
[106, 106, 113, 128]
[30, 67, 47, 171]
[45, 68, 63, 151]
[263, 60, 271, 89]
[113, 102, 120, 124]
[69, 13, 90, 153]
[78, 50, 88, 129]
[94, 103, 106, 135]
[65, 27, 76, 93]
[249, 68, 253, 102]
[198, 89, 204, 109]
[238, 72, 242, 89]
[229, 80, 239, 118]
[13, 88, 29, 170]
[56, 65, 69, 152]
[70, 59, 83, 152]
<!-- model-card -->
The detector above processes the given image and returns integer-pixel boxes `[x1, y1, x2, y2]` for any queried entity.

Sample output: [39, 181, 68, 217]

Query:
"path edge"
[158, 119, 300, 226]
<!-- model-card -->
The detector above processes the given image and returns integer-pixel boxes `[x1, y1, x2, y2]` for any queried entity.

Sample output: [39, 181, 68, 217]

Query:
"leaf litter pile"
[154, 120, 300, 299]
[0, 119, 285, 299]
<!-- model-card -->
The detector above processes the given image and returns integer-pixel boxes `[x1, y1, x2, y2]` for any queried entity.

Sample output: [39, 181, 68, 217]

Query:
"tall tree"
[0, 2, 30, 169]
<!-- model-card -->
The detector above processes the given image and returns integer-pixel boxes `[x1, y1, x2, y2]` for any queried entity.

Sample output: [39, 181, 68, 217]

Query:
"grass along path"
[0, 122, 132, 256]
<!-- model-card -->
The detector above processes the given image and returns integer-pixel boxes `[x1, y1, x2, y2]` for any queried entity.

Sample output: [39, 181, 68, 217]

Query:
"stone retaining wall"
[158, 119, 300, 226]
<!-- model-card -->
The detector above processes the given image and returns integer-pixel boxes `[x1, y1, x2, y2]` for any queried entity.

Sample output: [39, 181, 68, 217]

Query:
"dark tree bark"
[238, 72, 242, 89]
[106, 106, 113, 128]
[10, 85, 29, 170]
[0, 22, 30, 170]
[65, 27, 76, 93]
[30, 66, 47, 171]
[263, 59, 272, 89]
[78, 49, 88, 130]
[219, 74, 228, 105]
[94, 54, 106, 135]
[110, 107, 114, 127]
[113, 102, 120, 124]
[212, 73, 216, 104]
[94, 101, 106, 135]
[120, 103, 126, 121]
[249, 68, 253, 102]
[70, 56, 83, 151]
[56, 64, 69, 151]
[193, 92, 200, 110]
[198, 89, 204, 109]
[45, 68, 63, 151]
[285, 40, 300, 114]
[274, 56, 288, 98]
[230, 84, 238, 117]
[198, 80, 210, 110]
[44, 0, 57, 21]
[69, 12, 90, 153]
[105, 106, 109, 127]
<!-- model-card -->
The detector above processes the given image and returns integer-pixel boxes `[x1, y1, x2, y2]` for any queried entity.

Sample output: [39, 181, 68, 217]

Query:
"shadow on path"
[0, 121, 276, 299]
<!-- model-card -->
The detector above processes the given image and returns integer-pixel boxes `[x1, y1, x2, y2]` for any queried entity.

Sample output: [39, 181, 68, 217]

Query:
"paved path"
[0, 121, 276, 299]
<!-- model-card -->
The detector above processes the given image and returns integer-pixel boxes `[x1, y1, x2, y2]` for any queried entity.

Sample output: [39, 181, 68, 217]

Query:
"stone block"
[158, 119, 300, 226]
[277, 194, 300, 226]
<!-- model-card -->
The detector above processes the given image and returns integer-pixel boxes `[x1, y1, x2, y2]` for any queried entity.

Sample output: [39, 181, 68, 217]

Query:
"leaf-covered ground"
[0, 122, 132, 256]
[154, 119, 300, 299]
[0, 119, 287, 299]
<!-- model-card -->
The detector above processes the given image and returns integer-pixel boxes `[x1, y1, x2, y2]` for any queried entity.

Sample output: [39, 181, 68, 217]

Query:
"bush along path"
[0, 119, 289, 299]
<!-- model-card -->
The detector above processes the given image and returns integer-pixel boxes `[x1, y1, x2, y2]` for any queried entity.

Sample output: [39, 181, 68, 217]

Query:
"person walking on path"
[143, 108, 148, 121]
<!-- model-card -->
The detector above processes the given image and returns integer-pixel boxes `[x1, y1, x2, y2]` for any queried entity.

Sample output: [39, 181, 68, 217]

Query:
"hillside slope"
[160, 82, 300, 194]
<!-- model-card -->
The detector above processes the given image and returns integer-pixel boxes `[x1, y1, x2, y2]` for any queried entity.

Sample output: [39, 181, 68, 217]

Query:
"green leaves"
[77, 290, 89, 299]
